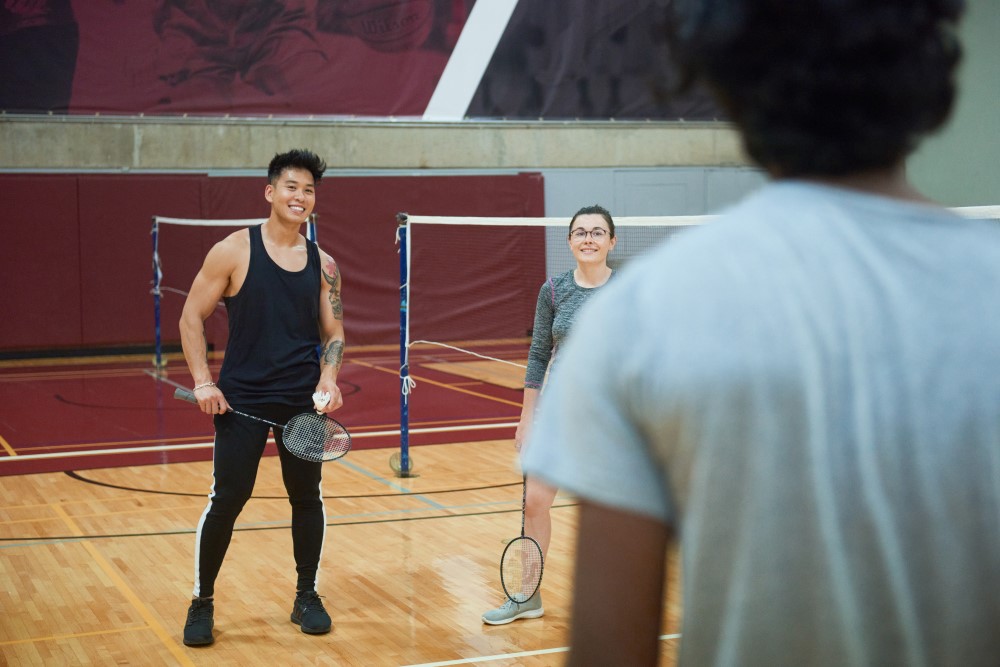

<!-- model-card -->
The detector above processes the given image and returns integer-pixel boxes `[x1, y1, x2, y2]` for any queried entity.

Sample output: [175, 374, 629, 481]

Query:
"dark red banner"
[0, 0, 720, 120]
[2, 0, 468, 116]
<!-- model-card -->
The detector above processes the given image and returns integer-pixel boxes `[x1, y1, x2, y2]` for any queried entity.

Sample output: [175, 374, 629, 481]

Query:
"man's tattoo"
[322, 257, 343, 321]
[323, 340, 344, 369]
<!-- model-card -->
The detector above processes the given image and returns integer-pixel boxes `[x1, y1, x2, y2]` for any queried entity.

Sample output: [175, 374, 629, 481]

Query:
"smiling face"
[264, 167, 316, 226]
[568, 212, 616, 267]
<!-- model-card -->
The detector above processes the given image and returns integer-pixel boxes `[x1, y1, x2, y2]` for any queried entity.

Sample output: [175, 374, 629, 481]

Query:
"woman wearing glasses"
[482, 204, 617, 625]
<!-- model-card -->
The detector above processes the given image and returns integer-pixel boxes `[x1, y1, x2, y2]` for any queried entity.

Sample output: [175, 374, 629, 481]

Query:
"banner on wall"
[0, 0, 720, 120]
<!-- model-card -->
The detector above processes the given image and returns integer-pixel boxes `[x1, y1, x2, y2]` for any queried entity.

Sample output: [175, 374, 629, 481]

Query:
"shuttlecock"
[312, 391, 331, 412]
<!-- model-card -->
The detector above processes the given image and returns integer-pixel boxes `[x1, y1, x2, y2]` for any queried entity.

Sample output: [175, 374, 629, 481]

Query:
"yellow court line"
[0, 433, 16, 457]
[0, 624, 149, 647]
[352, 359, 523, 408]
[49, 504, 195, 667]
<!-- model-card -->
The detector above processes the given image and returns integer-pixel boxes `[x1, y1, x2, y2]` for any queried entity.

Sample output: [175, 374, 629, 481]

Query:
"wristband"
[193, 381, 216, 391]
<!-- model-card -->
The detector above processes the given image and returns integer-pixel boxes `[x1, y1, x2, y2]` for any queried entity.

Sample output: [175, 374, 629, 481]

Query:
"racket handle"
[174, 387, 197, 404]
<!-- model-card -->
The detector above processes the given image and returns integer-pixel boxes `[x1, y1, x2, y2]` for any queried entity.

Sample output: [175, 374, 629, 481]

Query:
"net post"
[306, 213, 317, 243]
[396, 212, 414, 477]
[151, 216, 167, 376]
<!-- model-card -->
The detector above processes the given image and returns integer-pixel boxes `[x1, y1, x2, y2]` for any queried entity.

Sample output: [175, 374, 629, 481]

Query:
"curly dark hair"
[268, 149, 327, 185]
[668, 0, 965, 177]
[569, 204, 616, 238]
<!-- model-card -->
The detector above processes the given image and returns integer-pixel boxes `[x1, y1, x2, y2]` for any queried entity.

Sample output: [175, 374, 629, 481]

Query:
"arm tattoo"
[322, 257, 343, 321]
[323, 340, 344, 370]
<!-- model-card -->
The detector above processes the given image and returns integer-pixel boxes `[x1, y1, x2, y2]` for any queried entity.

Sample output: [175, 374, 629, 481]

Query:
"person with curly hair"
[522, 1, 1000, 664]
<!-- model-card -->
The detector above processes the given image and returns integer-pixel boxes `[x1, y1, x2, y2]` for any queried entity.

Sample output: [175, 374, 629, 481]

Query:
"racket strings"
[283, 414, 351, 462]
[501, 537, 544, 603]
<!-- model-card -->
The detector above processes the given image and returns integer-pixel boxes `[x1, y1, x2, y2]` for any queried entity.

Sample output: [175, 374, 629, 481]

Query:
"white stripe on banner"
[422, 0, 519, 121]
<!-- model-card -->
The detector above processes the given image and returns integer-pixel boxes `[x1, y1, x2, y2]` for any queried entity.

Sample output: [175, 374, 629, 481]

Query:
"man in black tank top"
[177, 149, 345, 647]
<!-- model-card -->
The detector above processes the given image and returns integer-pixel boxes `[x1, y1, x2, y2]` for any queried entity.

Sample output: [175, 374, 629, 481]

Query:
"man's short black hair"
[268, 149, 327, 185]
[668, 0, 965, 177]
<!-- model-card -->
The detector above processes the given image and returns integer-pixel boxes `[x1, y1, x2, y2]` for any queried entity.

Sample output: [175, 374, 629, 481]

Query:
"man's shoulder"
[204, 228, 250, 267]
[217, 227, 251, 247]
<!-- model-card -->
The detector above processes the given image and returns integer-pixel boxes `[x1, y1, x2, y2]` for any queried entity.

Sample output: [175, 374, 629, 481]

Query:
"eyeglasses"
[569, 228, 609, 241]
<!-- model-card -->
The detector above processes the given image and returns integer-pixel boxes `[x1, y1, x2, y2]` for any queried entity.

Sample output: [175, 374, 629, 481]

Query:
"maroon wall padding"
[0, 175, 82, 348]
[321, 172, 546, 344]
[77, 175, 203, 347]
[0, 172, 545, 354]
[408, 223, 546, 343]
[200, 176, 271, 220]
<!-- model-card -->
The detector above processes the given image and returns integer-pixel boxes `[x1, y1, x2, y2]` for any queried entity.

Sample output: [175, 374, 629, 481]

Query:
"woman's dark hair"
[268, 149, 327, 185]
[569, 204, 616, 238]
[667, 0, 965, 176]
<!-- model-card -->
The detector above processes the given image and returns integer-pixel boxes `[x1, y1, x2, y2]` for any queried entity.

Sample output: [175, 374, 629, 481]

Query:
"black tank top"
[218, 225, 321, 406]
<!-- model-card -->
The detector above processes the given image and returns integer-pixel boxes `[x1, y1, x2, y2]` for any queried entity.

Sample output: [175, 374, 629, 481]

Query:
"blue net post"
[306, 213, 317, 243]
[308, 213, 322, 360]
[396, 212, 413, 476]
[151, 216, 166, 375]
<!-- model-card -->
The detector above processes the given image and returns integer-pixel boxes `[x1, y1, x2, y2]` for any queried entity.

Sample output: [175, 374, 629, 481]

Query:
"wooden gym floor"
[0, 351, 682, 666]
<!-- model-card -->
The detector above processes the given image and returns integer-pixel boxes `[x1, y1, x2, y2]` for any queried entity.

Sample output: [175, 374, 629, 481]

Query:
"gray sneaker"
[481, 593, 544, 625]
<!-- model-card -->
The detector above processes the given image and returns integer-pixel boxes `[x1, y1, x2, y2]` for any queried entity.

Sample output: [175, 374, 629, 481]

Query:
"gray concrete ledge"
[0, 115, 749, 171]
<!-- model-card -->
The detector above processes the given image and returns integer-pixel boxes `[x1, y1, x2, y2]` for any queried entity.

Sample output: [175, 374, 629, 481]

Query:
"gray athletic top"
[524, 269, 613, 389]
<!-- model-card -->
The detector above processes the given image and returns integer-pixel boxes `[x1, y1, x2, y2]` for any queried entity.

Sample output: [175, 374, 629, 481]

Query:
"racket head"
[500, 535, 544, 604]
[281, 413, 351, 462]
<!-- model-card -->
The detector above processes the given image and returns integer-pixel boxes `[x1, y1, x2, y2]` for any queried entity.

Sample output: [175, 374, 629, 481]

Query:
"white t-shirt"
[523, 181, 1000, 666]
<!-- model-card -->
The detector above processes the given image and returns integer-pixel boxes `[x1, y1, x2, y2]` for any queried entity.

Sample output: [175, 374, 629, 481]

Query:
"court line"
[2, 341, 526, 372]
[0, 421, 516, 462]
[0, 417, 515, 458]
[337, 458, 445, 509]
[58, 470, 520, 502]
[0, 624, 149, 647]
[3, 435, 213, 456]
[0, 433, 16, 457]
[0, 368, 154, 381]
[1, 503, 579, 547]
[401, 634, 683, 667]
[352, 359, 524, 407]
[49, 504, 195, 666]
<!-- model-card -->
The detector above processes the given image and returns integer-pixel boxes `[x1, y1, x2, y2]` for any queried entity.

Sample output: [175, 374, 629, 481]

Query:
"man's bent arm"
[316, 250, 345, 412]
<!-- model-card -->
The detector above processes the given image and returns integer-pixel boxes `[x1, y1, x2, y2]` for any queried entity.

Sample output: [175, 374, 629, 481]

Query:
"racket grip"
[174, 387, 197, 404]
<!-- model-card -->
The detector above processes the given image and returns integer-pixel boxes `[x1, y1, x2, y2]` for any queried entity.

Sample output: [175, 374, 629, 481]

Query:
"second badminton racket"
[500, 475, 544, 603]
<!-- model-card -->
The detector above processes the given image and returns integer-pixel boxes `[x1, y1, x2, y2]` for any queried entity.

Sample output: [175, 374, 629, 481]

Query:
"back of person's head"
[570, 204, 616, 238]
[268, 149, 327, 185]
[668, 0, 965, 177]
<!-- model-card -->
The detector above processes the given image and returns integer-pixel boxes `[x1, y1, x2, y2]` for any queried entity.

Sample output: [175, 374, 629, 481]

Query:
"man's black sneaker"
[290, 590, 332, 634]
[183, 598, 215, 646]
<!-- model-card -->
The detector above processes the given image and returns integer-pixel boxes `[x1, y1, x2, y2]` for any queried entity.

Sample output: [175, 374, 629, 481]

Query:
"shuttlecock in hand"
[312, 391, 331, 412]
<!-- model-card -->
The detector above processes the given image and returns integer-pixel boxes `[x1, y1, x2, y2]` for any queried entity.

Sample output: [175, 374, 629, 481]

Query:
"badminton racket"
[174, 387, 351, 463]
[500, 475, 544, 603]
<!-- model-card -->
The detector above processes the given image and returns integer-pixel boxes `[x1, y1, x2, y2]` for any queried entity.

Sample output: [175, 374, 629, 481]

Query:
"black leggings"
[192, 404, 325, 598]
